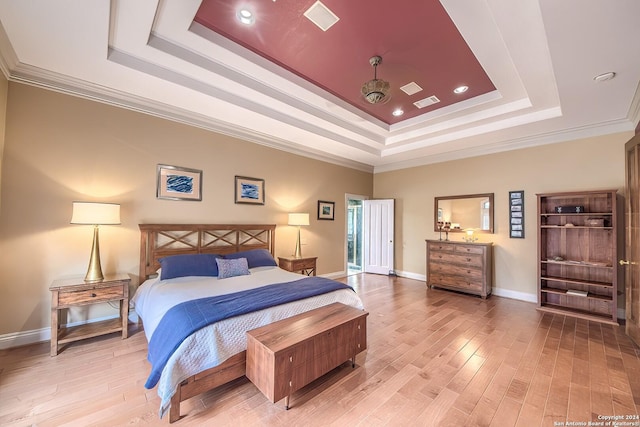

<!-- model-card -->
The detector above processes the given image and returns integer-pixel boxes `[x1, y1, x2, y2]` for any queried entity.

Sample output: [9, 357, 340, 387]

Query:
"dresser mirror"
[434, 193, 494, 233]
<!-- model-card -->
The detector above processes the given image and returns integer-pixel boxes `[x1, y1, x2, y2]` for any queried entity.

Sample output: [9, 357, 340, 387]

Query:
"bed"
[133, 224, 365, 423]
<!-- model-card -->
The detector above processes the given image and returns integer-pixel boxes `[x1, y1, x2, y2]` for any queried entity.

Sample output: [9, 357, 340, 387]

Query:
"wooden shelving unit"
[537, 190, 620, 324]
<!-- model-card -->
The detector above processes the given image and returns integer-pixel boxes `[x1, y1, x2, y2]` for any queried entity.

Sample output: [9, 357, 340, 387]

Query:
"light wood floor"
[1, 274, 640, 426]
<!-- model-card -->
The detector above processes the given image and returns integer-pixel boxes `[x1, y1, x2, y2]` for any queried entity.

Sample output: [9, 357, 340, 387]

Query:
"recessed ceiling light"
[392, 108, 404, 117]
[453, 85, 468, 94]
[237, 8, 255, 25]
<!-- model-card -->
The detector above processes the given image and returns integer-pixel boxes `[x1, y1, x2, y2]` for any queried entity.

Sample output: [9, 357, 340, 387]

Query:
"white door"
[363, 199, 394, 275]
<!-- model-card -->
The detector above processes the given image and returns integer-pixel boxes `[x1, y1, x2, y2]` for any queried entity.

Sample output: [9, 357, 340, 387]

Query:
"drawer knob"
[466, 258, 471, 262]
[91, 293, 97, 297]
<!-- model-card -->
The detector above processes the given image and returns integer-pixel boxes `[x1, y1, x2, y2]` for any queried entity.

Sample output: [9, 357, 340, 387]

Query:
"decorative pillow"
[159, 253, 221, 280]
[216, 257, 251, 279]
[225, 249, 277, 268]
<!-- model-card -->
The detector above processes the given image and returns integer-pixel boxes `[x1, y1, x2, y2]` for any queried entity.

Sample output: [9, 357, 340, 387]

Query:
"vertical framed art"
[509, 190, 524, 238]
[317, 200, 335, 220]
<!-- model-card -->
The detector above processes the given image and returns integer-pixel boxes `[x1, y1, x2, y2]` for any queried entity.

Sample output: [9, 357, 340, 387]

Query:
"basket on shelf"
[584, 218, 604, 227]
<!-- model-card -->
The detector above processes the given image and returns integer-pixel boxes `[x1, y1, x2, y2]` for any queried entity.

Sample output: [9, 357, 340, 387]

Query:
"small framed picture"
[318, 200, 335, 220]
[157, 164, 202, 201]
[509, 190, 525, 238]
[235, 176, 265, 205]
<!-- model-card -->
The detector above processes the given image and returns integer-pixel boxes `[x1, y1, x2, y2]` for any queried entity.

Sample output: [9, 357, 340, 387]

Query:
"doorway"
[345, 194, 395, 276]
[624, 133, 640, 347]
[346, 195, 366, 275]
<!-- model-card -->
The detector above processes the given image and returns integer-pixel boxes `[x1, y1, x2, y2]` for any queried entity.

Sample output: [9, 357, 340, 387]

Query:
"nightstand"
[49, 273, 130, 356]
[278, 256, 317, 276]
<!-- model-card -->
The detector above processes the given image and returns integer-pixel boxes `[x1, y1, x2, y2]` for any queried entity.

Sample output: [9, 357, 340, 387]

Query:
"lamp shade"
[71, 202, 121, 225]
[288, 213, 309, 226]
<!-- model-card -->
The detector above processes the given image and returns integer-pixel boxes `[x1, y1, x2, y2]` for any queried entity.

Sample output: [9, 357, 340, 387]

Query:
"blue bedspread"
[145, 276, 353, 388]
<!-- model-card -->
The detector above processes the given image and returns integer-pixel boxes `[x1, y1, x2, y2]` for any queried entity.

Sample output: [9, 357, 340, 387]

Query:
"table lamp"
[71, 202, 121, 282]
[288, 213, 309, 258]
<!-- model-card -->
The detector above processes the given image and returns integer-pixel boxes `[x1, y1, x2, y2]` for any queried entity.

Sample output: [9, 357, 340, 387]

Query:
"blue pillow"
[159, 253, 221, 280]
[225, 249, 277, 268]
[216, 257, 251, 279]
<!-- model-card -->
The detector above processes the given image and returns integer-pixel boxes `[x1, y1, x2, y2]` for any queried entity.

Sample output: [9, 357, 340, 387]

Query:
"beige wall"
[0, 73, 7, 208]
[0, 80, 633, 340]
[0, 83, 372, 336]
[374, 132, 631, 305]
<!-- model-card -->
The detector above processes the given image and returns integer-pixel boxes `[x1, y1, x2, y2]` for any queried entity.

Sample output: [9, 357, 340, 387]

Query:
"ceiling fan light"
[361, 55, 390, 104]
[362, 79, 390, 104]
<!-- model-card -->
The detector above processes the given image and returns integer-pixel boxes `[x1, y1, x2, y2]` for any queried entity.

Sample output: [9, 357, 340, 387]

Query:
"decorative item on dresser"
[426, 240, 493, 299]
[278, 256, 317, 276]
[49, 273, 130, 356]
[537, 190, 620, 324]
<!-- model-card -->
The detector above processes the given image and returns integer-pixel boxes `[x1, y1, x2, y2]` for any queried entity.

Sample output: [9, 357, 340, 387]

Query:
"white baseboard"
[394, 270, 426, 281]
[491, 287, 538, 303]
[0, 312, 138, 350]
[0, 327, 51, 350]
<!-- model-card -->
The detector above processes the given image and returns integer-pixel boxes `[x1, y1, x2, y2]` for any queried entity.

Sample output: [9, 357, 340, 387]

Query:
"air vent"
[413, 95, 440, 109]
[400, 82, 423, 96]
[304, 1, 340, 31]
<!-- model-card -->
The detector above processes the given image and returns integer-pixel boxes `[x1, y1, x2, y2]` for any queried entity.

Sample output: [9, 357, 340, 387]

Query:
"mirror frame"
[434, 193, 494, 233]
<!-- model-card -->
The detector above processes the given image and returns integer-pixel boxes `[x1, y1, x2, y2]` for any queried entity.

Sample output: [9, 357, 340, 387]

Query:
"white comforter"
[132, 266, 364, 417]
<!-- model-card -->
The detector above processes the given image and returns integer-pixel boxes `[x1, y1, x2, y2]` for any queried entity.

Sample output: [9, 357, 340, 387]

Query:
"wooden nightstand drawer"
[294, 258, 316, 270]
[278, 256, 317, 276]
[50, 273, 130, 356]
[58, 284, 125, 306]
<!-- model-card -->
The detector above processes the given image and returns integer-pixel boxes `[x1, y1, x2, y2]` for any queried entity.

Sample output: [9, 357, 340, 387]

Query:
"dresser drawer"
[429, 252, 483, 268]
[428, 263, 483, 280]
[428, 273, 483, 292]
[57, 284, 125, 306]
[455, 244, 485, 255]
[427, 242, 455, 252]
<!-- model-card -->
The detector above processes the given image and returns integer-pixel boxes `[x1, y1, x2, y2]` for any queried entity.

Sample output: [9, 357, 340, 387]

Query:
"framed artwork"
[157, 164, 202, 201]
[509, 190, 525, 238]
[235, 176, 265, 205]
[318, 200, 335, 220]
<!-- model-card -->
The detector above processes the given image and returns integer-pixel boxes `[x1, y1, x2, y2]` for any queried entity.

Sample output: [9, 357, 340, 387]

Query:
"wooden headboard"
[138, 224, 276, 280]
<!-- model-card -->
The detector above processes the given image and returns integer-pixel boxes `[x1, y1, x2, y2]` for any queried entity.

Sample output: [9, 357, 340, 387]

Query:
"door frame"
[624, 134, 640, 347]
[344, 193, 368, 275]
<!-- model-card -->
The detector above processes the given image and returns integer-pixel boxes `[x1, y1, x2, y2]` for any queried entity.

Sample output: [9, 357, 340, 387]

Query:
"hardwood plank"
[1, 273, 639, 426]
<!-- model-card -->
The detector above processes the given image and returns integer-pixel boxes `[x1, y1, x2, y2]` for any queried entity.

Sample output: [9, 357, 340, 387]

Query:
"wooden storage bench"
[246, 302, 368, 409]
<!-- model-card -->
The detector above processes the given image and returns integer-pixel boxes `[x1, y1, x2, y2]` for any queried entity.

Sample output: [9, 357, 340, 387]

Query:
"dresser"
[426, 240, 493, 299]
